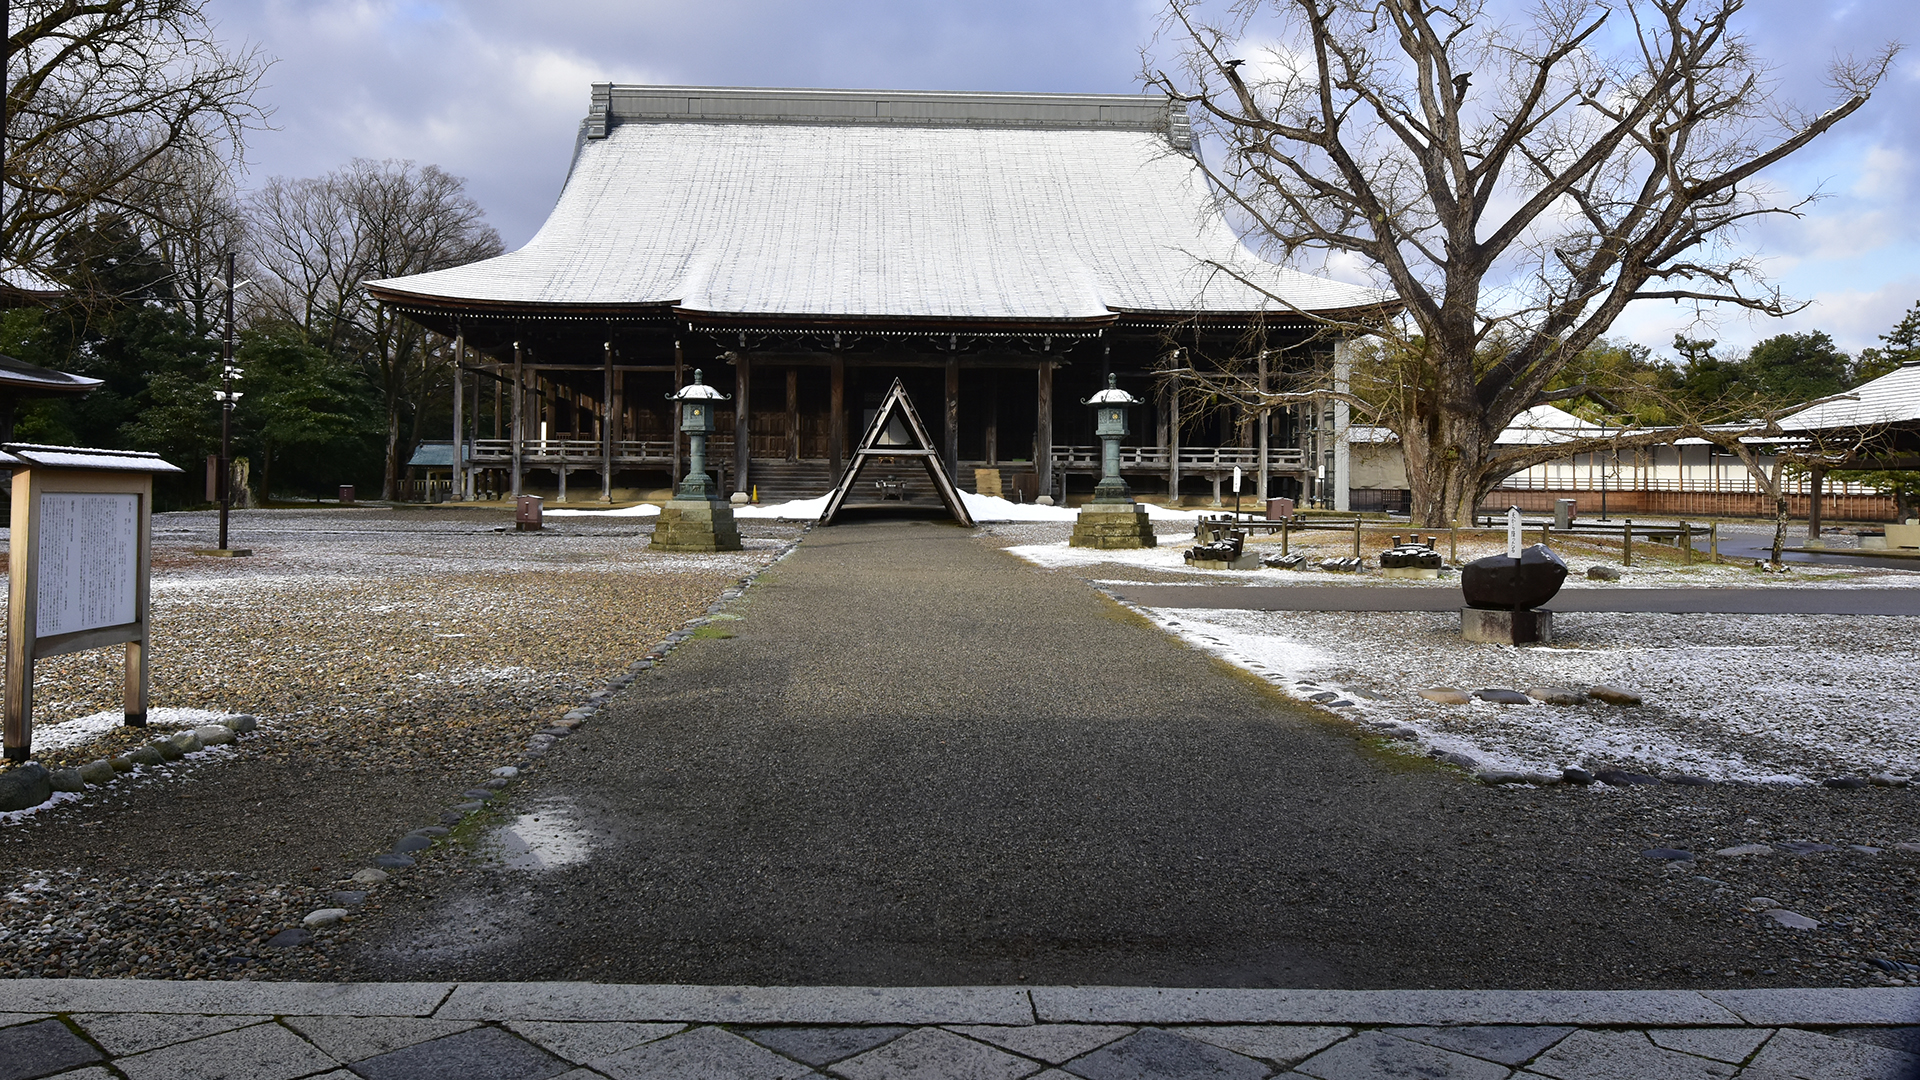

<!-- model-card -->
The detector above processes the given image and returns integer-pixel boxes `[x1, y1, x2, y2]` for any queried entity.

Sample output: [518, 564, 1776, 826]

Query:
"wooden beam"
[786, 367, 800, 462]
[734, 351, 751, 496]
[945, 356, 960, 479]
[829, 354, 846, 481]
[1037, 361, 1053, 501]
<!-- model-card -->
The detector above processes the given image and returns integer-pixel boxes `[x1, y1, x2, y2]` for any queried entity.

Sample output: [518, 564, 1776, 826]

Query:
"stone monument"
[1459, 506, 1567, 643]
[1069, 375, 1156, 549]
[650, 370, 742, 552]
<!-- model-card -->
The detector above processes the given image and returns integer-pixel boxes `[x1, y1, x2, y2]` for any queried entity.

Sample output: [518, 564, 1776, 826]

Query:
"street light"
[215, 253, 243, 552]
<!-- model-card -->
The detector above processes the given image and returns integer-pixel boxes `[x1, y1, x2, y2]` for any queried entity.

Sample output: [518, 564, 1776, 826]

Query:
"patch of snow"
[545, 504, 660, 517]
[1130, 603, 1920, 784]
[0, 790, 83, 825]
[30, 707, 229, 754]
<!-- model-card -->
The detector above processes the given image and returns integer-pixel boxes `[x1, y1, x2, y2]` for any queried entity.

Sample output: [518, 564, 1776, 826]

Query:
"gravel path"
[347, 520, 1920, 992]
[0, 506, 798, 979]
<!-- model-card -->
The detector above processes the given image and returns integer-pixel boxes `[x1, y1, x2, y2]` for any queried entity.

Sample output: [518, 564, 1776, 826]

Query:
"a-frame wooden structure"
[820, 379, 975, 527]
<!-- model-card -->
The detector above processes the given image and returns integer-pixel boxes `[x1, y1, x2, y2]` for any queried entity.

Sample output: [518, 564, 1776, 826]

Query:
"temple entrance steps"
[746, 459, 835, 503]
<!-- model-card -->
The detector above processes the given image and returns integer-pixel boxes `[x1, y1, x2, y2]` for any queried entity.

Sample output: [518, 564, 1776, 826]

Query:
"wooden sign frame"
[820, 379, 974, 527]
[4, 445, 181, 762]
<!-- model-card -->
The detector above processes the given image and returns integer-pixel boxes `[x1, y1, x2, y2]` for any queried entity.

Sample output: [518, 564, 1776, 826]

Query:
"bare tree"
[1149, 0, 1896, 526]
[246, 159, 502, 498]
[4, 0, 269, 278]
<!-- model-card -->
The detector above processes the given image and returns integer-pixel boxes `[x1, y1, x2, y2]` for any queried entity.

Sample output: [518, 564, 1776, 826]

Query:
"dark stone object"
[374, 853, 416, 869]
[461, 789, 495, 800]
[152, 739, 186, 761]
[1433, 751, 1479, 769]
[1665, 774, 1716, 787]
[127, 746, 166, 767]
[411, 825, 451, 837]
[330, 891, 369, 908]
[1824, 777, 1871, 789]
[1587, 564, 1622, 581]
[1472, 688, 1532, 705]
[350, 1026, 568, 1080]
[1562, 768, 1595, 785]
[0, 763, 53, 812]
[0, 1017, 103, 1079]
[739, 1026, 913, 1066]
[1379, 544, 1444, 569]
[1642, 848, 1694, 861]
[1775, 841, 1840, 855]
[538, 727, 572, 738]
[482, 778, 510, 790]
[393, 834, 433, 853]
[439, 812, 465, 826]
[265, 928, 312, 948]
[1461, 545, 1568, 610]
[1594, 770, 1661, 786]
[1066, 1029, 1268, 1080]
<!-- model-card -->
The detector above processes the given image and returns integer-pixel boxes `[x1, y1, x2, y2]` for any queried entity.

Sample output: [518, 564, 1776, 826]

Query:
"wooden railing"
[1050, 445, 1307, 472]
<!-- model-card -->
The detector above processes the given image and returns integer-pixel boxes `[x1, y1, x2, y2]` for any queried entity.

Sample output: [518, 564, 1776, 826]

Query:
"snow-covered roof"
[0, 353, 101, 397]
[367, 85, 1392, 325]
[1778, 361, 1920, 431]
[1349, 404, 1606, 446]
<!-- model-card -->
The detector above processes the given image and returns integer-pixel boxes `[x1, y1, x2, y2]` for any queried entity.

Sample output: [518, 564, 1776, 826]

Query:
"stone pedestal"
[1069, 501, 1157, 549]
[1461, 607, 1553, 644]
[650, 498, 742, 552]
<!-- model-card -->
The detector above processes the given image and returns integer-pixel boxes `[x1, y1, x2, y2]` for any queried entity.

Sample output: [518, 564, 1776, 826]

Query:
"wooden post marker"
[4, 445, 182, 762]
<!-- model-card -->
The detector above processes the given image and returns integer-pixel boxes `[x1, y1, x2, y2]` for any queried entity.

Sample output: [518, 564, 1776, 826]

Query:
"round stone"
[490, 766, 519, 778]
[1561, 768, 1595, 785]
[1642, 848, 1694, 861]
[1587, 684, 1643, 706]
[265, 928, 313, 948]
[393, 835, 433, 853]
[1472, 688, 1532, 705]
[351, 868, 391, 884]
[151, 740, 185, 762]
[374, 853, 416, 869]
[302, 908, 349, 927]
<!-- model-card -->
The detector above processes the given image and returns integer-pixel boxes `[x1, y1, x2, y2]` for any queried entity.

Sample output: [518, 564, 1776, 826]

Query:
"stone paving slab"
[434, 983, 1037, 1025]
[1702, 987, 1920, 1026]
[1028, 988, 1744, 1026]
[2, 982, 1918, 1080]
[1, 979, 454, 1016]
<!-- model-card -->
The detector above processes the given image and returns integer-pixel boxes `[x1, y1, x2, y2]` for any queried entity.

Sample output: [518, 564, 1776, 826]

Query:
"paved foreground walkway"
[3, 980, 1916, 1078]
[1103, 583, 1920, 614]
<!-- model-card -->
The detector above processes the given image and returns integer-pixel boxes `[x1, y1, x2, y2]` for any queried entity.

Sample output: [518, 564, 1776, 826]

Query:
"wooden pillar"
[451, 333, 465, 501]
[597, 342, 613, 501]
[1255, 348, 1269, 504]
[985, 371, 999, 465]
[1168, 378, 1181, 501]
[610, 366, 625, 491]
[1809, 466, 1826, 538]
[510, 341, 524, 498]
[733, 351, 751, 496]
[829, 354, 846, 481]
[944, 356, 960, 479]
[786, 367, 800, 462]
[672, 340, 684, 488]
[1036, 361, 1054, 501]
[493, 369, 502, 439]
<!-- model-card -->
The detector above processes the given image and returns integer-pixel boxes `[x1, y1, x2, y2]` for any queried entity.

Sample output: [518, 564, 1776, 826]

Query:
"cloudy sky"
[216, 0, 1919, 359]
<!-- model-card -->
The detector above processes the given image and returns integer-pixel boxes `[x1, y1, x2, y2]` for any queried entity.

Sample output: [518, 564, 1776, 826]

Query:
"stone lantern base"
[1069, 501, 1157, 549]
[650, 498, 742, 552]
[1461, 607, 1553, 644]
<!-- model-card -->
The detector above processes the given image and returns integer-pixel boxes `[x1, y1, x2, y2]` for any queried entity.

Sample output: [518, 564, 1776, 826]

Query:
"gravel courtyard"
[0, 506, 799, 979]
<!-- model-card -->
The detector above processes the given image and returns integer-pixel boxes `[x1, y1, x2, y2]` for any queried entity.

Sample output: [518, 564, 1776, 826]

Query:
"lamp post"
[1069, 374, 1156, 549]
[650, 369, 741, 551]
[671, 369, 725, 499]
[1086, 373, 1137, 503]
[214, 253, 242, 551]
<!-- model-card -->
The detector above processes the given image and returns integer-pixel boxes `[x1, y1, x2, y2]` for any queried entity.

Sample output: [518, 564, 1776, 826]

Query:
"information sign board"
[36, 492, 140, 636]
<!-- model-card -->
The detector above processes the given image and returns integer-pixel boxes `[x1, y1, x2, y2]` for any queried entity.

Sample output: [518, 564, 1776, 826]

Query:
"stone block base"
[1069, 504, 1157, 549]
[650, 499, 742, 552]
[1461, 607, 1553, 645]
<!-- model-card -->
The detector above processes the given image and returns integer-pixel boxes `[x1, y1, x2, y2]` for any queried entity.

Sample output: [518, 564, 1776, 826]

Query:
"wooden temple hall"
[368, 85, 1393, 508]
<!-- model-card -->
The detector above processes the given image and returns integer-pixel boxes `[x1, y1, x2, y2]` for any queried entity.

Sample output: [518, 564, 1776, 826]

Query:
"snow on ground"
[1137, 604, 1920, 784]
[544, 492, 1204, 523]
[28, 708, 230, 754]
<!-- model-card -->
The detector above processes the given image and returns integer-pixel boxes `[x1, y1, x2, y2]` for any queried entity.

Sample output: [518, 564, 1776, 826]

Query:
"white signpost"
[4, 446, 182, 762]
[1507, 505, 1524, 559]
